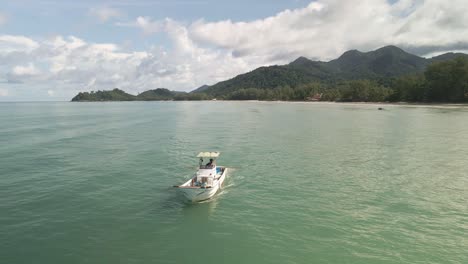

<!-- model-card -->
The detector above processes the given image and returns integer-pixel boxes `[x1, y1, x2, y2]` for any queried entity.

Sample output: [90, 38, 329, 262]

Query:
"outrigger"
[174, 152, 228, 202]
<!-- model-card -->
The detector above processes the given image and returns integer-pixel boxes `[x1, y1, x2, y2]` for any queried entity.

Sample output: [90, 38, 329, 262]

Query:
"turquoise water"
[1, 102, 467, 264]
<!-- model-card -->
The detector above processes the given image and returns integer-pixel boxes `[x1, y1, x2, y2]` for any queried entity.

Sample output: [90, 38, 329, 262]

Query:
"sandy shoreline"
[217, 100, 468, 108]
[21, 100, 468, 109]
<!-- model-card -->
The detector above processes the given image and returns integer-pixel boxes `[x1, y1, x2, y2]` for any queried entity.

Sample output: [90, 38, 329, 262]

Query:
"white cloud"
[0, 88, 8, 97]
[89, 7, 122, 22]
[0, 35, 39, 52]
[135, 16, 164, 34]
[117, 16, 163, 35]
[12, 63, 40, 76]
[0, 35, 147, 90]
[0, 25, 253, 98]
[188, 0, 468, 60]
[131, 19, 251, 90]
[120, 0, 468, 63]
[47, 90, 55, 96]
[6, 63, 41, 83]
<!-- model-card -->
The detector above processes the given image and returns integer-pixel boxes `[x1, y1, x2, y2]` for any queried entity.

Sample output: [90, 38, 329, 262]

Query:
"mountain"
[430, 52, 468, 62]
[198, 66, 317, 97]
[137, 88, 178, 100]
[194, 45, 466, 96]
[327, 46, 428, 78]
[71, 88, 178, 101]
[191, 84, 211, 93]
[71, 88, 135, 101]
[71, 46, 468, 102]
[71, 88, 211, 102]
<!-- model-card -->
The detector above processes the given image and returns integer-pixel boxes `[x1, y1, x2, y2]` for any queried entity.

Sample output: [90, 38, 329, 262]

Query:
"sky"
[1, 0, 468, 101]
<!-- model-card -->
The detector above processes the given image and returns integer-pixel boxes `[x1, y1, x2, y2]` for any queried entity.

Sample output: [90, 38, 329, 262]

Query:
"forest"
[72, 57, 468, 103]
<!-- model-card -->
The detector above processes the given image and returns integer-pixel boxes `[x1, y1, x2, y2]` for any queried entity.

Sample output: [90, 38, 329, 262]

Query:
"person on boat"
[206, 158, 214, 168]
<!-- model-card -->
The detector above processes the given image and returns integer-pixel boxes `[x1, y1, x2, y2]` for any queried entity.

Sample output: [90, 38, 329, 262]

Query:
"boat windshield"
[199, 157, 216, 169]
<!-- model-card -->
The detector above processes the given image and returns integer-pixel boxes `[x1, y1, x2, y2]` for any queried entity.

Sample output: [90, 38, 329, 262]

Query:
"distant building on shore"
[307, 93, 323, 101]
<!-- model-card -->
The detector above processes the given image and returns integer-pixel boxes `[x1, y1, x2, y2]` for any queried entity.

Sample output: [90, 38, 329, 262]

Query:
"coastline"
[311, 101, 468, 108]
[67, 99, 468, 108]
[198, 100, 468, 107]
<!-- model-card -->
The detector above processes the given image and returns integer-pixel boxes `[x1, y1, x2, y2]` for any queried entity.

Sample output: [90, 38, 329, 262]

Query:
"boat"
[174, 152, 228, 202]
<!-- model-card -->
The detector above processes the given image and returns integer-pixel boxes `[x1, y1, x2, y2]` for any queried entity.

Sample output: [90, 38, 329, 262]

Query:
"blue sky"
[2, 0, 311, 50]
[1, 0, 468, 101]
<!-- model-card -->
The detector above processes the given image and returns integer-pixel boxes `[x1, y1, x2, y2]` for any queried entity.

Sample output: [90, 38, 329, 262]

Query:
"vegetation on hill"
[191, 84, 211, 93]
[211, 56, 468, 103]
[71, 89, 136, 101]
[71, 46, 468, 103]
[137, 88, 178, 101]
[391, 57, 468, 102]
[197, 46, 438, 96]
[71, 88, 212, 102]
[327, 46, 428, 79]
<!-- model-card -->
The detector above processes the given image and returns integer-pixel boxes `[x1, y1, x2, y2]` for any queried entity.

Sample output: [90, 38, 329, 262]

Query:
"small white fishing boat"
[174, 152, 228, 202]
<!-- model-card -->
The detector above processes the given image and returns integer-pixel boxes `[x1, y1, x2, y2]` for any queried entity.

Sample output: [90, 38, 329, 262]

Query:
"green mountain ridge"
[191, 84, 211, 93]
[71, 88, 176, 102]
[71, 88, 136, 102]
[71, 88, 210, 102]
[430, 52, 468, 62]
[327, 46, 429, 78]
[137, 88, 180, 100]
[198, 45, 461, 96]
[71, 45, 468, 102]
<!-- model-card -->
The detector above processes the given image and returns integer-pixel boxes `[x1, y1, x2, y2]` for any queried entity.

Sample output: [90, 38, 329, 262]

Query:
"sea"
[1, 101, 467, 264]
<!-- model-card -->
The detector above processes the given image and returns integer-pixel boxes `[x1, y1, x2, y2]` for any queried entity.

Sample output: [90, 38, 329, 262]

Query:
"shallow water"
[1, 101, 467, 264]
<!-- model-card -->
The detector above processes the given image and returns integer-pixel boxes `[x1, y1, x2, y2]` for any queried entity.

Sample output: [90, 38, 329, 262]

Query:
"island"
[72, 46, 468, 103]
[71, 88, 210, 102]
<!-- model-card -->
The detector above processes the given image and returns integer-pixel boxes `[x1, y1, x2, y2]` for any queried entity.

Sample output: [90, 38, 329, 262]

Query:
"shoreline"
[310, 101, 468, 107]
[203, 100, 468, 108]
[7, 100, 468, 108]
[262, 101, 468, 109]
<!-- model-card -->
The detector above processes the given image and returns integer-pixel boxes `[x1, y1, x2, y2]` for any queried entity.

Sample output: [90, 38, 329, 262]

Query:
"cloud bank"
[189, 0, 468, 60]
[2, 0, 468, 100]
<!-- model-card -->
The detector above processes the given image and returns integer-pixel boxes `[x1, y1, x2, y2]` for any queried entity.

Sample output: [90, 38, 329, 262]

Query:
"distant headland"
[72, 45, 468, 103]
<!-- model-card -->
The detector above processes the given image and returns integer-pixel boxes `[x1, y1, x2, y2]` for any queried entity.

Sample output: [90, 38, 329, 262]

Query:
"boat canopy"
[197, 152, 220, 158]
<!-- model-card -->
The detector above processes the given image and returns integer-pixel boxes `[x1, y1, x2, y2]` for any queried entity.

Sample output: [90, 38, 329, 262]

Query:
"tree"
[391, 75, 426, 102]
[425, 57, 468, 102]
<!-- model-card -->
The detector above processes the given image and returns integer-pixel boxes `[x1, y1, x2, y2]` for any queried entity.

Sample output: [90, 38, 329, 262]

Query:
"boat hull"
[177, 168, 227, 202]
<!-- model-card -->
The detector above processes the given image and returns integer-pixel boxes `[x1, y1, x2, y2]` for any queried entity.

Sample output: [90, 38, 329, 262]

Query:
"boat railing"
[199, 165, 215, 169]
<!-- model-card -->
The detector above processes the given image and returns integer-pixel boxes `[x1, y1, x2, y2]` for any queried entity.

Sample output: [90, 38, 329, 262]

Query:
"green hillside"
[72, 88, 211, 102]
[71, 89, 136, 101]
[198, 46, 433, 96]
[327, 46, 428, 79]
[71, 46, 468, 103]
[137, 88, 177, 101]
